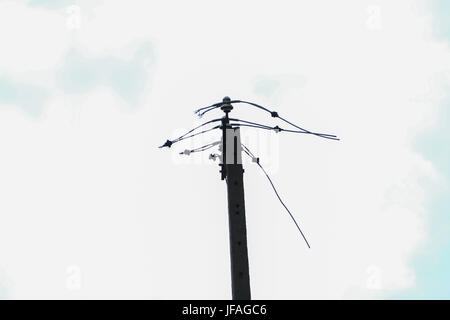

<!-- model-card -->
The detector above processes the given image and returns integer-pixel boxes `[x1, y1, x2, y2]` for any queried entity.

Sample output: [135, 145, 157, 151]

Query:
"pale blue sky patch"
[0, 283, 7, 299]
[253, 79, 280, 98]
[431, 0, 450, 41]
[395, 0, 450, 299]
[57, 43, 155, 107]
[0, 76, 49, 117]
[253, 75, 308, 99]
[409, 1, 450, 299]
[398, 92, 450, 299]
[28, 0, 75, 9]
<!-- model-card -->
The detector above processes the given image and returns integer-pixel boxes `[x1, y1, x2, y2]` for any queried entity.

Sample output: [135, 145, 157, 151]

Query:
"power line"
[194, 99, 339, 141]
[159, 122, 221, 148]
[179, 141, 221, 155]
[241, 144, 311, 248]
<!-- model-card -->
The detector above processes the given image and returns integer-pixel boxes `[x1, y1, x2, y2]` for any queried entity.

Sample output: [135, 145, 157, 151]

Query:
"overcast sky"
[0, 0, 449, 299]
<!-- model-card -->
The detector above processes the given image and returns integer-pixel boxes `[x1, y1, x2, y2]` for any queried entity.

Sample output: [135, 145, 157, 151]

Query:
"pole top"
[221, 96, 233, 114]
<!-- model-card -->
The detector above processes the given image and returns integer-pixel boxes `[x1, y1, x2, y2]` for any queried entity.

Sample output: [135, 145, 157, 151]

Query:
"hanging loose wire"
[241, 144, 311, 249]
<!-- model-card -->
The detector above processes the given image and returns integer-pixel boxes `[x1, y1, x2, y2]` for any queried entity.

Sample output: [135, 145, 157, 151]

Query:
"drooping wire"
[196, 106, 220, 118]
[277, 128, 339, 140]
[159, 119, 222, 148]
[173, 118, 222, 142]
[175, 125, 221, 143]
[192, 141, 220, 152]
[194, 100, 242, 115]
[229, 118, 274, 130]
[229, 123, 277, 131]
[228, 119, 339, 140]
[241, 144, 311, 249]
[195, 99, 271, 118]
[194, 99, 339, 141]
[230, 122, 340, 139]
[179, 141, 221, 155]
[276, 115, 336, 139]
[235, 101, 338, 139]
[234, 100, 273, 113]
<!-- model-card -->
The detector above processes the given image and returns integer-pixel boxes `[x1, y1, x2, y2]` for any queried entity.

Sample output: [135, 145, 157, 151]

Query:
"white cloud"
[0, 0, 449, 299]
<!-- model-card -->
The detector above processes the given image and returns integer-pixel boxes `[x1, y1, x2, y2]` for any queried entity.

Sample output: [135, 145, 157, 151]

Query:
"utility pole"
[159, 96, 338, 300]
[219, 97, 251, 300]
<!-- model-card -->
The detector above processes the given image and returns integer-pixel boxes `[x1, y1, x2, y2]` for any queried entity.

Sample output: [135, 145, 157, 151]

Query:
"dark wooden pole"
[220, 96, 251, 300]
[225, 160, 251, 300]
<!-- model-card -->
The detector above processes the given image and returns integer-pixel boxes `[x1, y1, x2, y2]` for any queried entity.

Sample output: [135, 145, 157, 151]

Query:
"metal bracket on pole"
[220, 128, 243, 166]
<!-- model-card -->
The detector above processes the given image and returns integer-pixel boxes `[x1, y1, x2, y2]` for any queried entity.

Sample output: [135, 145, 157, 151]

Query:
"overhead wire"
[179, 141, 221, 155]
[241, 144, 311, 249]
[194, 99, 339, 141]
[228, 119, 339, 140]
[159, 119, 222, 148]
[161, 99, 330, 249]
